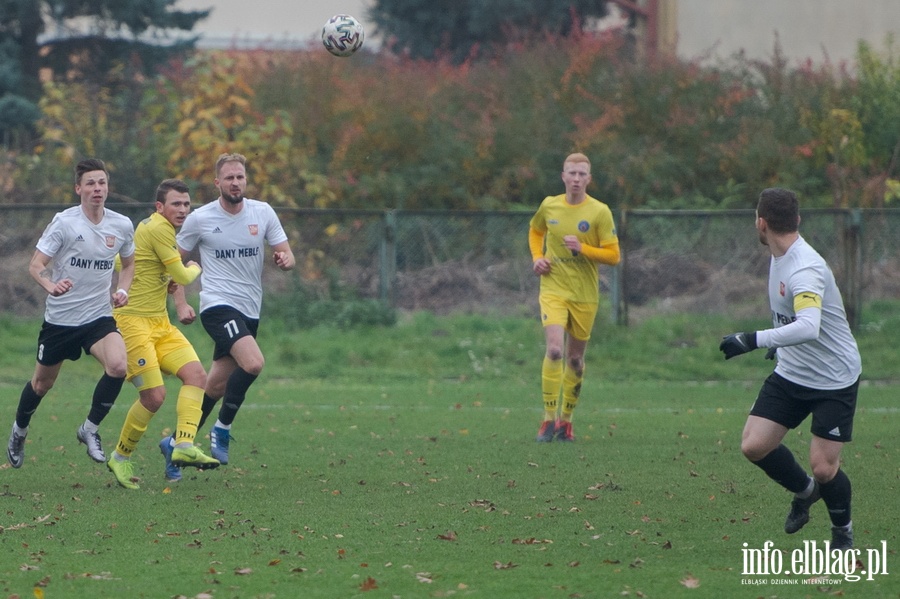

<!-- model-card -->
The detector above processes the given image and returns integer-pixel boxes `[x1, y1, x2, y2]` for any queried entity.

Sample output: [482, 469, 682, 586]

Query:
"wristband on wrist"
[116, 288, 128, 297]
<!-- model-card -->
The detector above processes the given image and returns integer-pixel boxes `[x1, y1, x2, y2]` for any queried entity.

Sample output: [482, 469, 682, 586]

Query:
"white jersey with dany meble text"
[35, 206, 135, 326]
[177, 198, 288, 318]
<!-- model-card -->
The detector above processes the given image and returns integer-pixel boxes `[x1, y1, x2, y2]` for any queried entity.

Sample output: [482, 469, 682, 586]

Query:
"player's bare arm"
[272, 241, 295, 271]
[528, 227, 551, 275]
[532, 257, 552, 276]
[171, 283, 197, 324]
[29, 250, 73, 296]
[112, 253, 135, 308]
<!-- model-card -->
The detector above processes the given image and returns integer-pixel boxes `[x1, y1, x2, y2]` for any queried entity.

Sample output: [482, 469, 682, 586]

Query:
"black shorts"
[750, 372, 858, 443]
[200, 305, 259, 361]
[36, 317, 121, 366]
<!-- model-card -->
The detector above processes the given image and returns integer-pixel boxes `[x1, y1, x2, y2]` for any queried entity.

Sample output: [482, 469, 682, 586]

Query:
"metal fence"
[3, 204, 900, 327]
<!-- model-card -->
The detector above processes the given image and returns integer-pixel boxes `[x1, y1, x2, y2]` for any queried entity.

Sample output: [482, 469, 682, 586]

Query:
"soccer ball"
[322, 14, 365, 57]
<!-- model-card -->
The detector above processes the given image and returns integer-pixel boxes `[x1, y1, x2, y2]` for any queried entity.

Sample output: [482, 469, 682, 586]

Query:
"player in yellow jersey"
[528, 153, 620, 442]
[106, 179, 220, 489]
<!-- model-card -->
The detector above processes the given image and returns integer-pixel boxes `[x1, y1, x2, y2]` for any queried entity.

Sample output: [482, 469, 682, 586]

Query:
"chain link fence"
[3, 204, 900, 327]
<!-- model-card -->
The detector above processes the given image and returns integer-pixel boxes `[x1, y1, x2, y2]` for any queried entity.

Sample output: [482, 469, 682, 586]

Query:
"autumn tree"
[368, 0, 609, 62]
[0, 0, 208, 141]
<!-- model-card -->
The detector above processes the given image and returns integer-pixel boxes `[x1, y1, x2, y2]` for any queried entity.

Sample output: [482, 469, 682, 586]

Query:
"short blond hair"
[563, 152, 591, 170]
[215, 152, 247, 177]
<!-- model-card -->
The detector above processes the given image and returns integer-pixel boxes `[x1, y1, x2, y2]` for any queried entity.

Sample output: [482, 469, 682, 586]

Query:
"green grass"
[1, 309, 900, 598]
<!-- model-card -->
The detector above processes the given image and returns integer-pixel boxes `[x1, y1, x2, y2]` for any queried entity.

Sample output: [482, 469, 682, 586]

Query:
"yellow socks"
[115, 400, 154, 458]
[175, 385, 204, 446]
[560, 365, 583, 422]
[541, 356, 563, 421]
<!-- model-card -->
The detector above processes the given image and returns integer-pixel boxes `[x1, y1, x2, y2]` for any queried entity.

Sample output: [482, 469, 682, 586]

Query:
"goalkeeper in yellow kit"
[529, 153, 620, 442]
[106, 179, 219, 489]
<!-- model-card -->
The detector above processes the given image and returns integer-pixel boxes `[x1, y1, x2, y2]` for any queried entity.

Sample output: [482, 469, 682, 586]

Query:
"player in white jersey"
[719, 188, 861, 550]
[7, 158, 135, 469]
[174, 152, 295, 466]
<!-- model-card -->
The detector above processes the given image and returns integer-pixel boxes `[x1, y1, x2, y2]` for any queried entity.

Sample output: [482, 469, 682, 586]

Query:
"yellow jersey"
[115, 212, 200, 318]
[529, 194, 618, 304]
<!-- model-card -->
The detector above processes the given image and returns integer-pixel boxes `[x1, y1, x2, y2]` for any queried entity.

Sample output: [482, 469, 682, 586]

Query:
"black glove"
[764, 347, 777, 360]
[719, 332, 758, 360]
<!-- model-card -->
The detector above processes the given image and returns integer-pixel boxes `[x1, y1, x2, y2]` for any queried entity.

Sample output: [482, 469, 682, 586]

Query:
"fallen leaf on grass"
[680, 575, 700, 588]
[512, 538, 552, 545]
[437, 531, 458, 541]
[359, 576, 378, 591]
[234, 568, 253, 575]
[493, 561, 518, 570]
[416, 572, 433, 583]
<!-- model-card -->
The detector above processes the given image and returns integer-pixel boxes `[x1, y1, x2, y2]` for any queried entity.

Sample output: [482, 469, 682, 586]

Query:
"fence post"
[614, 209, 629, 326]
[843, 208, 862, 330]
[379, 210, 397, 305]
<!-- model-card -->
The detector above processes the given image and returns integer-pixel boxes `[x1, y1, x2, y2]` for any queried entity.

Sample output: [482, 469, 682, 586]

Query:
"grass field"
[1, 310, 899, 599]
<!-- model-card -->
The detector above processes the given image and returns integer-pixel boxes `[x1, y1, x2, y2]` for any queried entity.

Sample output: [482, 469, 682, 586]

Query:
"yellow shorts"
[539, 294, 598, 341]
[115, 314, 200, 391]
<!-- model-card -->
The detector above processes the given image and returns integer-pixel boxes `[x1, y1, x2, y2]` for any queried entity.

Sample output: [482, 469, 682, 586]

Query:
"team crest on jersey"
[105, 235, 116, 248]
[578, 220, 590, 233]
[779, 282, 785, 296]
[248, 224, 258, 236]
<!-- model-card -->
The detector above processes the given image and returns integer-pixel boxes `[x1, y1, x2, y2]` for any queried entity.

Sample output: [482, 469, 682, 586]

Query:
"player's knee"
[741, 439, 768, 462]
[206, 381, 226, 399]
[567, 356, 584, 374]
[244, 358, 264, 377]
[188, 372, 208, 388]
[179, 363, 207, 389]
[31, 379, 54, 397]
[546, 348, 563, 361]
[106, 362, 128, 380]
[811, 461, 839, 483]
[140, 387, 166, 412]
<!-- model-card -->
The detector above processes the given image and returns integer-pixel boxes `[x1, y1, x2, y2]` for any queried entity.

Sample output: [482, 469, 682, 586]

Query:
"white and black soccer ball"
[322, 14, 365, 57]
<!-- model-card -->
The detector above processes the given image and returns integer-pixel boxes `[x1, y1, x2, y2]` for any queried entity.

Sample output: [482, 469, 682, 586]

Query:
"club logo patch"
[105, 235, 116, 248]
[578, 221, 590, 233]
[248, 224, 259, 236]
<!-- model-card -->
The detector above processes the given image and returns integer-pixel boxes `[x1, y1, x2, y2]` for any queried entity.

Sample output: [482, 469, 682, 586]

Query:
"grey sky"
[176, 0, 372, 46]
